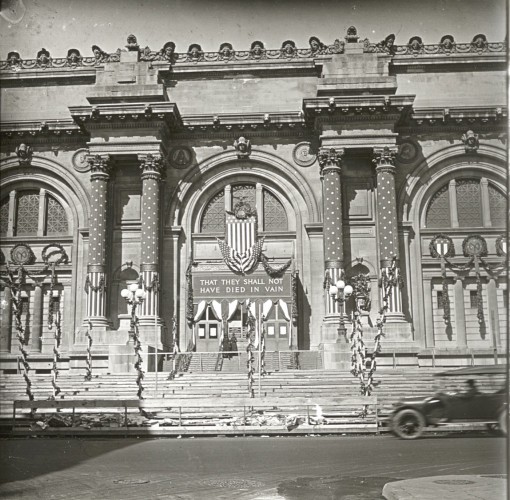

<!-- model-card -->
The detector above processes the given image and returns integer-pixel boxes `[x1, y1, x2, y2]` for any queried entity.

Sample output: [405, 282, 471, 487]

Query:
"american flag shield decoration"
[217, 202, 264, 274]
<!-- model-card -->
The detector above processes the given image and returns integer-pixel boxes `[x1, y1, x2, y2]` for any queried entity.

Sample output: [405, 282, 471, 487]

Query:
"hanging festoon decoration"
[84, 320, 93, 381]
[217, 200, 264, 275]
[132, 310, 144, 399]
[42, 243, 69, 399]
[185, 258, 196, 329]
[291, 270, 299, 327]
[3, 264, 34, 401]
[349, 273, 371, 393]
[429, 234, 455, 325]
[246, 301, 257, 398]
[462, 235, 488, 326]
[259, 254, 292, 277]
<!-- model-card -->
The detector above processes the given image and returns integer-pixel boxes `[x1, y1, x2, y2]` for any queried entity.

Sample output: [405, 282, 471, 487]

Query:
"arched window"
[425, 178, 506, 229]
[456, 180, 482, 227]
[0, 189, 69, 237]
[200, 183, 288, 233]
[263, 189, 288, 231]
[201, 190, 225, 233]
[426, 184, 450, 228]
[488, 184, 506, 227]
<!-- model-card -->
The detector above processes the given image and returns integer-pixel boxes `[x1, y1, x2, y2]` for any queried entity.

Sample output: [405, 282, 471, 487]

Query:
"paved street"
[0, 434, 506, 499]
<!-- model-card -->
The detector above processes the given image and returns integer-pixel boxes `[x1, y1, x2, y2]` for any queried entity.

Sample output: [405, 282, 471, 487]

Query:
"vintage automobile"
[390, 365, 508, 439]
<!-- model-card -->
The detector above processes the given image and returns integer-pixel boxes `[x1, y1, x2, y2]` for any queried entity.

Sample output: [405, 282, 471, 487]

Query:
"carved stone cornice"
[303, 95, 415, 126]
[0, 119, 87, 143]
[373, 146, 398, 173]
[69, 103, 182, 133]
[318, 147, 344, 177]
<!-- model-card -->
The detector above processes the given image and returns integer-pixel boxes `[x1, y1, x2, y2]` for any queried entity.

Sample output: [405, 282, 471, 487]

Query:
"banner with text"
[193, 273, 291, 299]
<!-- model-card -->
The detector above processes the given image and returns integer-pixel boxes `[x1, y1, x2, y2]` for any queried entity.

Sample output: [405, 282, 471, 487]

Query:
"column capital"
[138, 153, 165, 180]
[87, 154, 113, 178]
[373, 146, 398, 172]
[318, 147, 344, 176]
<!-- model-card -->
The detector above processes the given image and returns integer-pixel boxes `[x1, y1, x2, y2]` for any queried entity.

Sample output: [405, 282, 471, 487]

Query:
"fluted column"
[138, 154, 164, 320]
[85, 154, 112, 326]
[373, 146, 404, 318]
[318, 147, 345, 316]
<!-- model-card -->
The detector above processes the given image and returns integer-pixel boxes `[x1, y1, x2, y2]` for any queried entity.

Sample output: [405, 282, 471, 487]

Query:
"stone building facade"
[0, 29, 507, 373]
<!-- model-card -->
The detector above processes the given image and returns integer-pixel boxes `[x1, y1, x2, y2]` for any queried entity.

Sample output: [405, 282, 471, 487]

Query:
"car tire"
[392, 409, 426, 440]
[498, 409, 508, 437]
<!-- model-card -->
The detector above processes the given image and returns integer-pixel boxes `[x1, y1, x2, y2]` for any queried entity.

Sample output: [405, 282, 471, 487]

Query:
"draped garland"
[84, 321, 93, 381]
[47, 265, 62, 399]
[246, 306, 256, 398]
[185, 260, 195, 327]
[4, 265, 34, 402]
[259, 254, 292, 277]
[129, 303, 145, 399]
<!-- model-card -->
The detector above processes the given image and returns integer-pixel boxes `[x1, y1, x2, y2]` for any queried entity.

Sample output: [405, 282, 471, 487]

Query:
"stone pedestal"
[108, 344, 135, 373]
[322, 342, 352, 370]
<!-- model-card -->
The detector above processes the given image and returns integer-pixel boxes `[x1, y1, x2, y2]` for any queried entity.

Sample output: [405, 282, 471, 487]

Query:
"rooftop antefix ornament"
[462, 130, 479, 153]
[217, 200, 264, 275]
[234, 136, 251, 159]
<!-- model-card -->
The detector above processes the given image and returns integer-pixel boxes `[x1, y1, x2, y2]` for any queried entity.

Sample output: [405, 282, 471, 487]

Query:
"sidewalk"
[382, 474, 507, 500]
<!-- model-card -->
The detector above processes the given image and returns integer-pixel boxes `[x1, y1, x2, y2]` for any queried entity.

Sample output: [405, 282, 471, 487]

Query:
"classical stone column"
[373, 146, 404, 318]
[318, 147, 345, 318]
[138, 154, 164, 322]
[85, 154, 112, 327]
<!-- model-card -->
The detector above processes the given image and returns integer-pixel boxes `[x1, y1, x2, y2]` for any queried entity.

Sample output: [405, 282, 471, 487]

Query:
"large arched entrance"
[165, 151, 320, 353]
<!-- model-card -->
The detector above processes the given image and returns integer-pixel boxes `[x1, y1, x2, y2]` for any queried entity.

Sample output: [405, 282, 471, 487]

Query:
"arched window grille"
[488, 184, 506, 227]
[200, 183, 289, 233]
[200, 190, 225, 233]
[426, 184, 450, 228]
[425, 178, 506, 229]
[0, 189, 69, 237]
[456, 180, 482, 227]
[263, 189, 288, 231]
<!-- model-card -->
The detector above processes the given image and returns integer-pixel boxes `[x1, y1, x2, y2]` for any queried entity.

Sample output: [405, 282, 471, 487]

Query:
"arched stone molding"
[1, 155, 92, 345]
[164, 149, 320, 351]
[166, 149, 319, 228]
[399, 143, 506, 223]
[396, 143, 507, 347]
[0, 155, 90, 229]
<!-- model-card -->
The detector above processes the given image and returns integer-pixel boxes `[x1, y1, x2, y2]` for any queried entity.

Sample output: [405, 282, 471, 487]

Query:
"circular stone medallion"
[11, 244, 35, 265]
[293, 142, 316, 167]
[169, 146, 193, 169]
[397, 141, 418, 163]
[72, 148, 90, 172]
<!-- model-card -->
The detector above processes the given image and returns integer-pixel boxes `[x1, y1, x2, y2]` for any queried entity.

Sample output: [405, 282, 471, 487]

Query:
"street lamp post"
[328, 279, 353, 342]
[121, 283, 146, 399]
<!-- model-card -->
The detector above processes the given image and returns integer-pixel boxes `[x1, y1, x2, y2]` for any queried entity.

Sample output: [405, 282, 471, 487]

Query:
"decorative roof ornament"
[161, 41, 176, 63]
[15, 143, 33, 166]
[67, 49, 81, 66]
[440, 35, 455, 52]
[345, 26, 359, 43]
[462, 130, 479, 153]
[218, 42, 234, 60]
[408, 36, 424, 54]
[92, 44, 108, 62]
[187, 43, 203, 62]
[309, 36, 325, 53]
[7, 51, 21, 68]
[281, 40, 296, 57]
[381, 34, 396, 54]
[36, 48, 51, 67]
[126, 34, 139, 52]
[471, 34, 488, 51]
[250, 40, 265, 58]
[234, 136, 251, 159]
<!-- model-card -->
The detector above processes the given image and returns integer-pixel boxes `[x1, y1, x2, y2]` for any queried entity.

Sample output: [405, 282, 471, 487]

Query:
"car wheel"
[392, 409, 426, 439]
[498, 409, 508, 437]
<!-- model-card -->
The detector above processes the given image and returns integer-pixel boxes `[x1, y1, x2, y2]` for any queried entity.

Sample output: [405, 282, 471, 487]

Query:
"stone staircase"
[2, 368, 504, 430]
